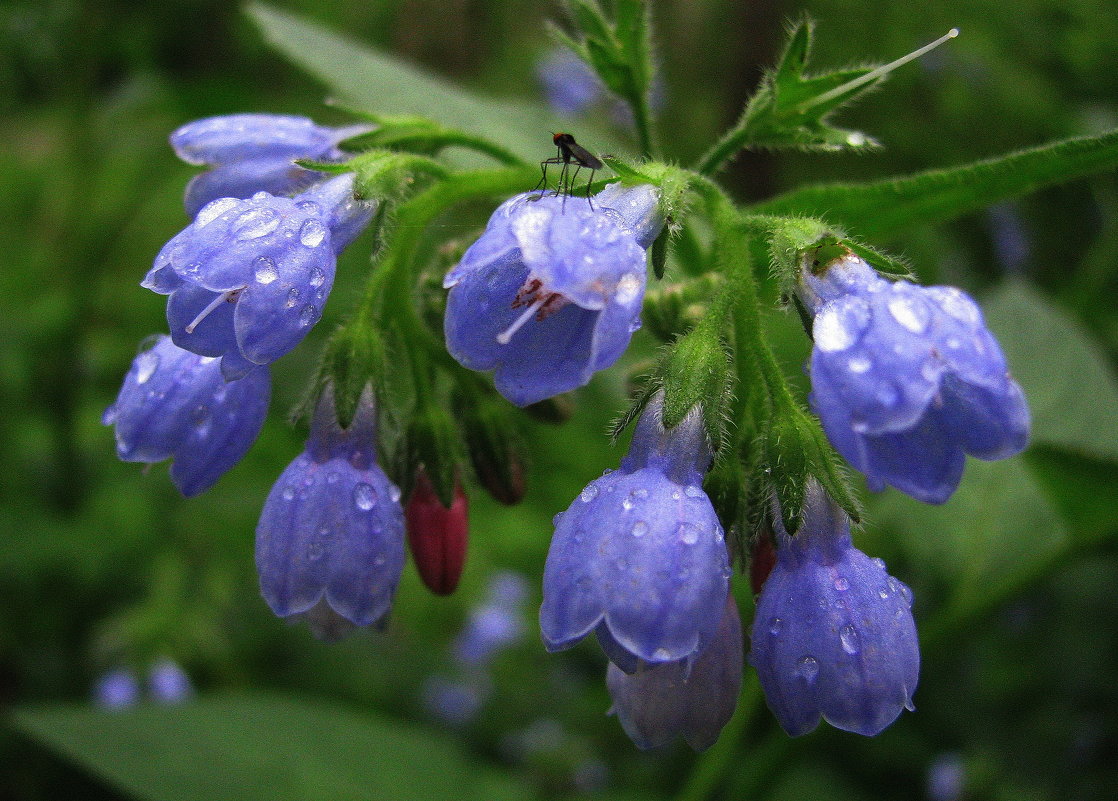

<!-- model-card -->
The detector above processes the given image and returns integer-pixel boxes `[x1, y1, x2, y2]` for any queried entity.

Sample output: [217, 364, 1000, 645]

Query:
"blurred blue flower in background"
[452, 571, 530, 667]
[535, 48, 606, 116]
[103, 335, 270, 496]
[801, 254, 1030, 504]
[749, 481, 920, 736]
[143, 174, 374, 380]
[541, 392, 730, 672]
[443, 184, 661, 406]
[93, 668, 141, 710]
[255, 385, 405, 641]
[147, 658, 194, 704]
[171, 113, 368, 216]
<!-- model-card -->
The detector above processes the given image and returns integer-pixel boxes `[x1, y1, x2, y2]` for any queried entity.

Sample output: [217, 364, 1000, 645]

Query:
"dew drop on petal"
[326, 471, 340, 484]
[684, 485, 704, 498]
[297, 200, 321, 216]
[299, 219, 327, 248]
[191, 405, 210, 426]
[814, 299, 870, 352]
[253, 257, 278, 284]
[232, 207, 280, 240]
[285, 288, 299, 309]
[353, 483, 377, 510]
[871, 557, 887, 570]
[652, 648, 672, 662]
[848, 355, 872, 374]
[768, 617, 783, 636]
[796, 656, 819, 683]
[580, 485, 599, 503]
[614, 272, 642, 305]
[195, 198, 238, 228]
[373, 553, 387, 566]
[631, 521, 649, 537]
[621, 497, 635, 511]
[839, 625, 860, 654]
[309, 267, 326, 288]
[299, 304, 317, 328]
[888, 294, 930, 333]
[134, 352, 159, 384]
[833, 576, 849, 591]
[389, 485, 402, 503]
[677, 522, 700, 545]
[281, 486, 296, 502]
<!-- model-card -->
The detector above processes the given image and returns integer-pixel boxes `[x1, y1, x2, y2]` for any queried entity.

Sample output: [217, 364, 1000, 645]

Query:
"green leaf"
[245, 3, 627, 165]
[10, 693, 533, 801]
[871, 457, 1068, 613]
[981, 280, 1118, 463]
[751, 129, 1118, 238]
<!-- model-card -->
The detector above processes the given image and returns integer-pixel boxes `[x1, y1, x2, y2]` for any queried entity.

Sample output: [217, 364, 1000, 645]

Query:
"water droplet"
[677, 522, 700, 545]
[580, 485, 599, 503]
[768, 617, 783, 636]
[552, 512, 563, 526]
[631, 521, 649, 537]
[932, 286, 980, 326]
[879, 587, 891, 599]
[888, 293, 930, 333]
[307, 541, 324, 561]
[297, 200, 321, 215]
[134, 352, 159, 384]
[299, 219, 327, 248]
[253, 257, 278, 284]
[684, 485, 704, 498]
[191, 404, 210, 426]
[871, 557, 886, 570]
[848, 355, 872, 374]
[309, 266, 326, 287]
[195, 197, 238, 227]
[374, 553, 387, 566]
[839, 625, 860, 654]
[671, 489, 681, 501]
[326, 471, 340, 484]
[632, 488, 649, 499]
[833, 576, 849, 591]
[299, 304, 317, 327]
[614, 272, 641, 305]
[652, 648, 672, 661]
[795, 656, 819, 683]
[621, 497, 635, 511]
[389, 485, 402, 503]
[285, 288, 299, 308]
[281, 486, 296, 502]
[353, 483, 377, 510]
[814, 299, 870, 352]
[232, 207, 280, 240]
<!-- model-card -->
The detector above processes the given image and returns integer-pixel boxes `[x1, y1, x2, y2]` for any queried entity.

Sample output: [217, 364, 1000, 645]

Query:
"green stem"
[436, 132, 525, 167]
[630, 90, 657, 161]
[696, 118, 754, 177]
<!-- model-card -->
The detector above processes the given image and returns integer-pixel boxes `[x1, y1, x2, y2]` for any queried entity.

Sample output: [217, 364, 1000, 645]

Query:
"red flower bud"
[749, 527, 777, 596]
[406, 470, 468, 596]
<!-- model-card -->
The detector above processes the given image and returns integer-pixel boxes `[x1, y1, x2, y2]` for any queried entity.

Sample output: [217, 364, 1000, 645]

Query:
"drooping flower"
[147, 658, 194, 704]
[607, 592, 742, 751]
[443, 183, 663, 407]
[405, 470, 469, 596]
[801, 254, 1029, 504]
[749, 481, 919, 737]
[540, 392, 731, 671]
[143, 173, 375, 380]
[171, 113, 366, 216]
[255, 385, 405, 641]
[102, 335, 270, 496]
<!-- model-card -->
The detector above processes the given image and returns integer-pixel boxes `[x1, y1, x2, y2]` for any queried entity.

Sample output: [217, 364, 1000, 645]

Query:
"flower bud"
[406, 469, 469, 596]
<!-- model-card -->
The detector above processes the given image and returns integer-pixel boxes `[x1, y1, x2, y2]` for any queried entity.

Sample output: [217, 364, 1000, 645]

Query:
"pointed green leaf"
[982, 280, 1118, 463]
[246, 3, 627, 164]
[752, 129, 1118, 237]
[11, 693, 534, 801]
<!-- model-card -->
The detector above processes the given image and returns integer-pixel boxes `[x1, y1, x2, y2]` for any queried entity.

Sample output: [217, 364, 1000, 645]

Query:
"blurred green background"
[2, 1, 1116, 799]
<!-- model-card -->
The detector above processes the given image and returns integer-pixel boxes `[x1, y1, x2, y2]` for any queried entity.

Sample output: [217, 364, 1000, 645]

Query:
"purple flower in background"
[148, 658, 194, 704]
[143, 174, 375, 380]
[801, 254, 1029, 504]
[421, 675, 490, 727]
[171, 113, 366, 216]
[255, 385, 405, 641]
[540, 392, 730, 671]
[536, 48, 606, 116]
[749, 482, 919, 736]
[94, 668, 140, 710]
[607, 593, 742, 751]
[444, 183, 661, 406]
[103, 335, 270, 496]
[453, 571, 530, 667]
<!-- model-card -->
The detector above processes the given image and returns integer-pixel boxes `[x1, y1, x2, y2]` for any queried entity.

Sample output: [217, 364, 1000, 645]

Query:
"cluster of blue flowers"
[105, 110, 1029, 751]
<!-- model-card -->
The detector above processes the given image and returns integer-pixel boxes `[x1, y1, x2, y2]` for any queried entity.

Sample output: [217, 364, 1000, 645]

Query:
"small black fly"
[533, 132, 603, 209]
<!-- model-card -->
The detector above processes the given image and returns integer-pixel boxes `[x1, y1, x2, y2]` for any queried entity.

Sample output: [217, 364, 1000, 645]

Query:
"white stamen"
[800, 29, 959, 112]
[185, 289, 239, 334]
[496, 296, 546, 345]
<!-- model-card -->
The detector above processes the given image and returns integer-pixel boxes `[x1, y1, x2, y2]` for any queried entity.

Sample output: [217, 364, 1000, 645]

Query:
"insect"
[533, 132, 604, 208]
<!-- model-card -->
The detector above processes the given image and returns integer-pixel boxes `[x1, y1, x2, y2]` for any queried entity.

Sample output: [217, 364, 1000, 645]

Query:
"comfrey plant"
[108, 0, 1118, 762]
